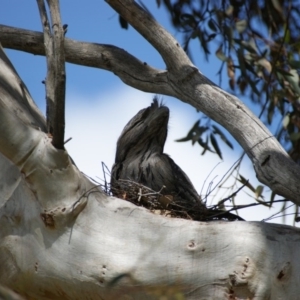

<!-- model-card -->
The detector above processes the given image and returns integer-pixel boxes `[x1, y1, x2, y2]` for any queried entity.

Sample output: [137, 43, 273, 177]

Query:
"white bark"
[1, 1, 300, 299]
[0, 42, 300, 300]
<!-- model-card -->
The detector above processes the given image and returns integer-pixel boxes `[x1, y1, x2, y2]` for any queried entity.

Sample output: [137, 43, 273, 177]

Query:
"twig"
[101, 161, 110, 193]
[210, 180, 248, 210]
[64, 137, 72, 144]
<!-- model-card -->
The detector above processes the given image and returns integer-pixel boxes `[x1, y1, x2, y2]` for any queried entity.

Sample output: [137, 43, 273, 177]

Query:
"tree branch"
[37, 0, 66, 149]
[1, 4, 300, 299]
[1, 0, 300, 205]
[105, 0, 300, 205]
[106, 0, 191, 73]
[36, 0, 54, 135]
[46, 0, 66, 149]
[0, 25, 172, 95]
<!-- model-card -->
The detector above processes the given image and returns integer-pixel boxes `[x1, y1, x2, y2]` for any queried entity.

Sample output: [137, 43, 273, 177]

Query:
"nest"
[105, 179, 243, 222]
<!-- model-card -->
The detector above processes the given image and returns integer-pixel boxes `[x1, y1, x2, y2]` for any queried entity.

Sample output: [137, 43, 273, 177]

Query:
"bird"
[110, 97, 207, 219]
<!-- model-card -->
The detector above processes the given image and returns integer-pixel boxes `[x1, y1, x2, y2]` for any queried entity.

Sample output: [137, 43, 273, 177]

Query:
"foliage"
[159, 0, 300, 222]
[175, 119, 233, 160]
[157, 0, 300, 164]
[120, 0, 300, 222]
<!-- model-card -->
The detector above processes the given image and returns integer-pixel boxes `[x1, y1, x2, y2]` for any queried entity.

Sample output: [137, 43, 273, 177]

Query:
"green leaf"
[181, 13, 196, 27]
[210, 133, 222, 159]
[217, 200, 226, 210]
[119, 15, 128, 29]
[237, 175, 255, 193]
[192, 126, 208, 144]
[261, 49, 268, 57]
[247, 78, 260, 96]
[241, 40, 257, 54]
[181, 14, 194, 21]
[255, 197, 269, 207]
[176, 120, 207, 145]
[271, 0, 282, 12]
[199, 136, 213, 154]
[224, 25, 233, 49]
[290, 132, 300, 141]
[269, 191, 276, 207]
[207, 33, 217, 42]
[233, 38, 241, 45]
[212, 125, 234, 149]
[289, 59, 300, 69]
[216, 45, 227, 61]
[255, 185, 264, 199]
[191, 30, 198, 39]
[276, 70, 285, 88]
[175, 136, 193, 142]
[267, 102, 274, 124]
[235, 20, 247, 33]
[276, 68, 293, 76]
[285, 69, 300, 95]
[225, 5, 234, 16]
[257, 58, 272, 73]
[244, 61, 257, 75]
[197, 31, 211, 55]
[283, 28, 291, 44]
[175, 120, 199, 142]
[208, 19, 217, 32]
[282, 114, 290, 129]
[237, 48, 247, 75]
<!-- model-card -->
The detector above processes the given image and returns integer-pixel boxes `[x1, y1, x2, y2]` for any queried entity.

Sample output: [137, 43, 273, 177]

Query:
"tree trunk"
[1, 0, 300, 299]
[0, 43, 300, 300]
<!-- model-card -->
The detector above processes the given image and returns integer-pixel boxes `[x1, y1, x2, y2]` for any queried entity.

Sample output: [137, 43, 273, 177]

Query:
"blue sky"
[1, 1, 296, 224]
[1, 1, 226, 107]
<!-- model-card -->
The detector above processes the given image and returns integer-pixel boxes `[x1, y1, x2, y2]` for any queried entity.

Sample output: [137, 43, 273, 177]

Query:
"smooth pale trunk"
[0, 45, 300, 300]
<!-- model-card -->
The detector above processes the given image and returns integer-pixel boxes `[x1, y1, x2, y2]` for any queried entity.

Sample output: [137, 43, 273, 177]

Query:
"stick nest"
[105, 179, 242, 221]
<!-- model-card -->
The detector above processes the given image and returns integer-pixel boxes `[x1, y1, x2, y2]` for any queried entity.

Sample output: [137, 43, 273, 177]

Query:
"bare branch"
[0, 25, 172, 95]
[46, 0, 66, 149]
[106, 0, 191, 73]
[36, 0, 55, 134]
[37, 0, 66, 149]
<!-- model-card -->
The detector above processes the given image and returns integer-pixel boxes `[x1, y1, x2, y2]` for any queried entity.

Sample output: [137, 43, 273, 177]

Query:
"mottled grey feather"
[111, 97, 207, 215]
